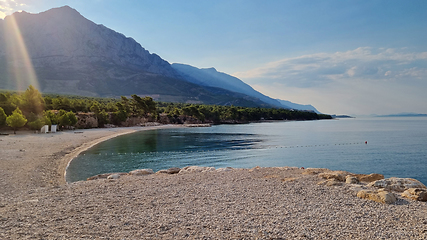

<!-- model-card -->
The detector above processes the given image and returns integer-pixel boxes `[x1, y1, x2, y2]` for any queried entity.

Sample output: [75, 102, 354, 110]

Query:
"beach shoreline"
[62, 124, 185, 184]
[0, 124, 183, 199]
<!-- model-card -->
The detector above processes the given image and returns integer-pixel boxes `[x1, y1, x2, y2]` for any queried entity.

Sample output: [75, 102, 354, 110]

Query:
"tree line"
[0, 85, 332, 133]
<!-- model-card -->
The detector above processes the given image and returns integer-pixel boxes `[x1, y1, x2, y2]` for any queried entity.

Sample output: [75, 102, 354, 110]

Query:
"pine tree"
[0, 107, 7, 127]
[6, 108, 28, 134]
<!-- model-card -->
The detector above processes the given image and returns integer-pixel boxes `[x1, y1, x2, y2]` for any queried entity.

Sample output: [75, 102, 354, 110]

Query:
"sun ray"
[4, 12, 40, 91]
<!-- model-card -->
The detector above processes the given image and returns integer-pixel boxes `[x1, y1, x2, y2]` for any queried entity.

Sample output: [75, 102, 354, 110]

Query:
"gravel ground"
[1, 167, 426, 239]
[1, 126, 426, 239]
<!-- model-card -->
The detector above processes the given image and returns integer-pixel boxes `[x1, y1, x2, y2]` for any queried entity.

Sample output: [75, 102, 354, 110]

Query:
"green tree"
[0, 93, 14, 116]
[119, 96, 131, 114]
[0, 107, 6, 127]
[67, 111, 78, 127]
[44, 110, 58, 125]
[97, 110, 109, 127]
[20, 85, 45, 116]
[27, 118, 45, 130]
[52, 97, 72, 111]
[90, 102, 101, 115]
[105, 101, 118, 112]
[111, 110, 127, 125]
[6, 108, 28, 134]
[58, 110, 77, 129]
[0, 93, 7, 102]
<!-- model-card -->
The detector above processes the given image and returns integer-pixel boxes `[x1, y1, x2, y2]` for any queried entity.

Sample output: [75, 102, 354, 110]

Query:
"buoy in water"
[365, 141, 368, 144]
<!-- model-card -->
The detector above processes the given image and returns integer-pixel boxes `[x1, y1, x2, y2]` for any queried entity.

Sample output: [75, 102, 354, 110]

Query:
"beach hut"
[40, 125, 49, 133]
[51, 125, 57, 133]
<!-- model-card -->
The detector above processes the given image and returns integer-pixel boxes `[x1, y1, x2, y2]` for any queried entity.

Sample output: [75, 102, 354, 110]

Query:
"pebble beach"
[1, 126, 426, 239]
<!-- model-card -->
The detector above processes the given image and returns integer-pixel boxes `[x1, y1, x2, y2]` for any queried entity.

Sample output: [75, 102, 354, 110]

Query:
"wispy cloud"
[234, 47, 427, 115]
[234, 47, 427, 88]
[0, 0, 28, 19]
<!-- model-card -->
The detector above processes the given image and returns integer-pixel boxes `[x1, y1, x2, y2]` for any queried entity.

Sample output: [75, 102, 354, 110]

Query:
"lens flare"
[4, 13, 40, 91]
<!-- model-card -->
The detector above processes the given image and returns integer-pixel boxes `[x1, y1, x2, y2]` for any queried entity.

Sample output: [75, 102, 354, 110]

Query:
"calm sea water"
[66, 117, 427, 184]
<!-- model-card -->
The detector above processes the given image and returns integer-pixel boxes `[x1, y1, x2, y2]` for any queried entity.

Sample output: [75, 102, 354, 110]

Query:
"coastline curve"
[61, 125, 183, 184]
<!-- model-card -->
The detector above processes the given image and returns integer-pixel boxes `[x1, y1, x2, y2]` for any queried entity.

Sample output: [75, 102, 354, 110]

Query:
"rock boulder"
[156, 167, 181, 174]
[346, 176, 359, 184]
[357, 189, 397, 204]
[216, 167, 234, 172]
[87, 172, 127, 181]
[401, 188, 427, 202]
[129, 169, 154, 176]
[179, 166, 215, 174]
[318, 171, 350, 182]
[357, 173, 384, 182]
[318, 179, 343, 186]
[368, 177, 426, 192]
[107, 174, 121, 180]
[301, 168, 329, 175]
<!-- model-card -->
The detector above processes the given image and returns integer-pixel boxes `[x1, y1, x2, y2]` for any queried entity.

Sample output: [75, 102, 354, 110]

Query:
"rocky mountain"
[172, 63, 287, 108]
[0, 6, 320, 110]
[172, 63, 322, 112]
[0, 6, 274, 107]
[275, 99, 320, 113]
[0, 6, 178, 95]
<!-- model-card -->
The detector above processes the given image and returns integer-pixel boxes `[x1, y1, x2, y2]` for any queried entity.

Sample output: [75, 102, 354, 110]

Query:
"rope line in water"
[84, 141, 367, 156]
[269, 141, 367, 149]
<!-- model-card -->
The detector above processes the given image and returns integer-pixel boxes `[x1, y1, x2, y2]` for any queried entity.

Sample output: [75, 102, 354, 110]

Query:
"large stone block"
[401, 188, 427, 202]
[179, 166, 215, 174]
[318, 171, 350, 182]
[129, 169, 154, 176]
[357, 189, 397, 204]
[357, 173, 384, 182]
[368, 177, 426, 192]
[156, 167, 181, 174]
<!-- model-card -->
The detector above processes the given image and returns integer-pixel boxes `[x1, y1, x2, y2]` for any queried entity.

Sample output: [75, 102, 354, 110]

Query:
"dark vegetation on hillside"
[0, 86, 332, 133]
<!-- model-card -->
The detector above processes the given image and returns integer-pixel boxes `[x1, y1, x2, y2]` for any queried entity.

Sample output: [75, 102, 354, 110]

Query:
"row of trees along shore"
[0, 86, 332, 134]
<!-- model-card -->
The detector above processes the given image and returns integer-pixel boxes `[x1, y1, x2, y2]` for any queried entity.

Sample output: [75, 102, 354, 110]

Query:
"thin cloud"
[0, 0, 28, 19]
[235, 47, 427, 115]
[235, 47, 427, 88]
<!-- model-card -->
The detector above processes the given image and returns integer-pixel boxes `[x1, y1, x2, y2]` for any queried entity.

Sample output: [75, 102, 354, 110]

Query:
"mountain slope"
[172, 63, 324, 112]
[0, 6, 176, 95]
[0, 6, 274, 107]
[276, 99, 320, 113]
[3, 6, 176, 76]
[0, 6, 322, 110]
[172, 63, 286, 108]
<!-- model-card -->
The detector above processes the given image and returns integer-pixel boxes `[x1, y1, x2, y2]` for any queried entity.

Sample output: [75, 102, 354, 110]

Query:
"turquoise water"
[66, 117, 427, 184]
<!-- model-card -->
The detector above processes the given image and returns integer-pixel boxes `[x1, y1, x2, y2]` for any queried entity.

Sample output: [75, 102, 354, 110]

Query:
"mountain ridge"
[0, 6, 272, 107]
[172, 63, 287, 108]
[0, 6, 321, 111]
[275, 99, 320, 113]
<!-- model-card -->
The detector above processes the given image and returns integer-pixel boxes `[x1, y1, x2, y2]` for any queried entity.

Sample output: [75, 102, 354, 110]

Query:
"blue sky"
[1, 0, 427, 115]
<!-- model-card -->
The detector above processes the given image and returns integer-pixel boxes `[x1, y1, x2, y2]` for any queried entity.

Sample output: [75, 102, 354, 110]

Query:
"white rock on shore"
[368, 177, 427, 192]
[179, 166, 216, 174]
[129, 169, 154, 176]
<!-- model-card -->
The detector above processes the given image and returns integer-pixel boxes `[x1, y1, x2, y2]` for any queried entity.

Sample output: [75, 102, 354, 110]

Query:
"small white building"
[40, 125, 49, 133]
